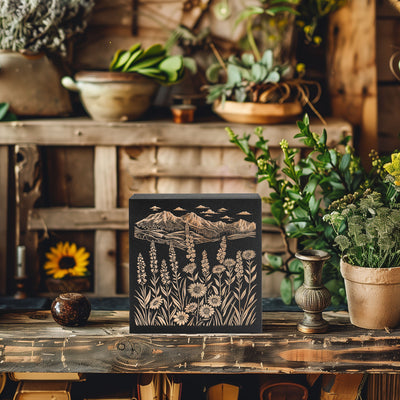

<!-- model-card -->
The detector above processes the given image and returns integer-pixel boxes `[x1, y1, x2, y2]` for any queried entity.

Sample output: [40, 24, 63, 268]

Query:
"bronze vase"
[294, 249, 331, 333]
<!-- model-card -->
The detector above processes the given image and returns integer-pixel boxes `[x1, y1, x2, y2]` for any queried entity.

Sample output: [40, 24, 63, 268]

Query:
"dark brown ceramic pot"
[51, 292, 91, 327]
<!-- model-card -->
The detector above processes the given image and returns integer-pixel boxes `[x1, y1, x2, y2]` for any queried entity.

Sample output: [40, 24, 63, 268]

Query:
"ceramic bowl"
[62, 71, 159, 122]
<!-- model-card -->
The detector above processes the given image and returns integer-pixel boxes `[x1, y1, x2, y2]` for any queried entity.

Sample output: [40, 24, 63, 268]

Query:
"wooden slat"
[327, 1, 378, 166]
[376, 18, 400, 82]
[378, 85, 400, 153]
[28, 208, 129, 230]
[0, 146, 8, 295]
[1, 310, 400, 373]
[94, 147, 117, 296]
[0, 118, 351, 147]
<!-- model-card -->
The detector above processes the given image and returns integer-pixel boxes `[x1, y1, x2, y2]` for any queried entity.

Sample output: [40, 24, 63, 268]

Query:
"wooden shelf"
[0, 310, 399, 374]
[0, 117, 351, 147]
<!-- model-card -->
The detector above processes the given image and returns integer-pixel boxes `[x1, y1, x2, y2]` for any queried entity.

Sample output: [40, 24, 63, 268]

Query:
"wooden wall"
[376, 0, 400, 154]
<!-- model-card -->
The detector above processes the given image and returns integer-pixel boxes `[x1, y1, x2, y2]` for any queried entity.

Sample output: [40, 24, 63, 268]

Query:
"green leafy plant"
[226, 114, 370, 305]
[109, 43, 196, 85]
[236, 0, 346, 54]
[205, 49, 322, 119]
[324, 153, 400, 268]
[0, 103, 17, 121]
[0, 0, 95, 56]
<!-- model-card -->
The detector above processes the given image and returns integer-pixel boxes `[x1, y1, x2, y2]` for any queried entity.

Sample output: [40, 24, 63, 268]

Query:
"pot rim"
[295, 249, 330, 261]
[74, 70, 156, 83]
[340, 258, 400, 284]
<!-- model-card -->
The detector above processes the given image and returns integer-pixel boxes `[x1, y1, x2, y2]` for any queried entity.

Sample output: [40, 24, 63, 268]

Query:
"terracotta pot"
[61, 71, 159, 122]
[213, 100, 302, 124]
[0, 50, 72, 116]
[340, 259, 400, 329]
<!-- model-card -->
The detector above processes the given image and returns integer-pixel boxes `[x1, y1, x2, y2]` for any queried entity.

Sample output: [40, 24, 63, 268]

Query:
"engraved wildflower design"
[133, 203, 259, 327]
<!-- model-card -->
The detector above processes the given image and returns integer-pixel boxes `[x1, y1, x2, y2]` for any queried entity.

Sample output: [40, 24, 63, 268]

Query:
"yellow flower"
[384, 153, 400, 186]
[44, 241, 90, 279]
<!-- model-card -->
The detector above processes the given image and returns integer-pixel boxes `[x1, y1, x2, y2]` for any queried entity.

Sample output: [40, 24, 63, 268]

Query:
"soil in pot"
[341, 259, 400, 329]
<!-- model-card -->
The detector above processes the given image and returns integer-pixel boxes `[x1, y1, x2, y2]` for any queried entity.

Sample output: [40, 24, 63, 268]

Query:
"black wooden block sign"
[129, 193, 262, 333]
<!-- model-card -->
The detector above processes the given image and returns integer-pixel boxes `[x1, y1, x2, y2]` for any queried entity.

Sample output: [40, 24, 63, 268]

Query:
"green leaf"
[265, 6, 299, 16]
[183, 57, 197, 74]
[304, 176, 319, 194]
[141, 43, 165, 58]
[319, 129, 327, 146]
[128, 55, 165, 71]
[288, 259, 303, 273]
[293, 275, 303, 291]
[109, 50, 129, 70]
[241, 53, 255, 66]
[309, 195, 321, 217]
[261, 50, 273, 69]
[266, 71, 280, 83]
[252, 64, 267, 82]
[280, 277, 293, 305]
[226, 64, 242, 86]
[0, 102, 10, 120]
[267, 254, 283, 268]
[159, 54, 183, 69]
[128, 43, 142, 53]
[121, 49, 144, 71]
[339, 153, 351, 173]
[262, 217, 279, 226]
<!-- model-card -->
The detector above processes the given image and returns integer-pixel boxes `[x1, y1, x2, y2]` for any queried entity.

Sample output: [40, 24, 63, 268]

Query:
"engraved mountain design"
[135, 210, 256, 249]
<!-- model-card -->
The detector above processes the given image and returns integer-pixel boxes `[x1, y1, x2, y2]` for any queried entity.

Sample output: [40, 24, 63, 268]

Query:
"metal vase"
[295, 249, 331, 333]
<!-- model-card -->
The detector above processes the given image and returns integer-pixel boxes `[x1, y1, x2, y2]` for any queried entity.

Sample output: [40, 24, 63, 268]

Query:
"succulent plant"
[109, 43, 188, 85]
[205, 48, 321, 112]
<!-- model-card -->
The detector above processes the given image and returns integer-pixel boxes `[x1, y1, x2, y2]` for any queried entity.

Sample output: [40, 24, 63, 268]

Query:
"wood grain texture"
[327, 0, 378, 166]
[0, 146, 8, 295]
[14, 145, 41, 290]
[377, 85, 400, 154]
[94, 147, 117, 296]
[1, 310, 400, 374]
[0, 118, 351, 147]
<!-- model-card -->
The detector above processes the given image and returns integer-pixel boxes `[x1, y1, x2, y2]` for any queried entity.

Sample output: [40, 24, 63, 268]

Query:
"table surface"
[0, 309, 399, 374]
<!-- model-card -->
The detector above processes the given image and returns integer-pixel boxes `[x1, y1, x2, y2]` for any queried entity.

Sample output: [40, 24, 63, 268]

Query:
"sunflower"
[44, 241, 90, 279]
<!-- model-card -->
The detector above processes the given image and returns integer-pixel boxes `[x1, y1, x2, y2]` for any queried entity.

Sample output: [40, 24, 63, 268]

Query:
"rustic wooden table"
[0, 310, 399, 374]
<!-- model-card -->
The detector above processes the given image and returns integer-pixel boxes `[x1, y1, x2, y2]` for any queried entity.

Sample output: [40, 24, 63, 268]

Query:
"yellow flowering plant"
[44, 241, 90, 280]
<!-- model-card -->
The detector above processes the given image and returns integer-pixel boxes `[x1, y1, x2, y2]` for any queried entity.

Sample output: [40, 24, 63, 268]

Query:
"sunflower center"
[59, 256, 76, 270]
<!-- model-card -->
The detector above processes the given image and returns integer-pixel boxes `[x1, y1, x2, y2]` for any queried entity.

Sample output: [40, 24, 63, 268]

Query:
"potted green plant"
[62, 43, 195, 121]
[205, 49, 322, 124]
[324, 158, 400, 329]
[0, 0, 95, 116]
[228, 115, 400, 329]
[204, 0, 346, 124]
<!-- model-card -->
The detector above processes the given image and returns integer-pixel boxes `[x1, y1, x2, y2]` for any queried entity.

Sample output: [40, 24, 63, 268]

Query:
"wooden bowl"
[213, 100, 302, 124]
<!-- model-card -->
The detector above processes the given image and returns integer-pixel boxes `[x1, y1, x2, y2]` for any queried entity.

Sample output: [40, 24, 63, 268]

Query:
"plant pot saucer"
[213, 100, 302, 124]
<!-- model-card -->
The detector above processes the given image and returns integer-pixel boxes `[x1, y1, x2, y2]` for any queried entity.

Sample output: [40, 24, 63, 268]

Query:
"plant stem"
[246, 18, 261, 61]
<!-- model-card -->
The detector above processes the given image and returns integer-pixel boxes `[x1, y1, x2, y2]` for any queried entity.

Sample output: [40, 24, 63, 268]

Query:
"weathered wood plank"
[28, 208, 129, 230]
[94, 147, 117, 296]
[378, 85, 400, 153]
[44, 147, 94, 207]
[327, 0, 378, 166]
[0, 146, 8, 295]
[14, 145, 41, 291]
[376, 18, 400, 82]
[1, 310, 400, 373]
[0, 118, 351, 147]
